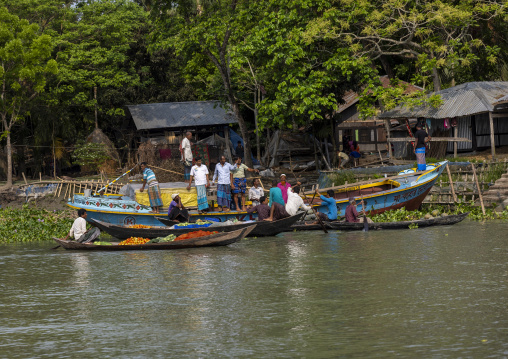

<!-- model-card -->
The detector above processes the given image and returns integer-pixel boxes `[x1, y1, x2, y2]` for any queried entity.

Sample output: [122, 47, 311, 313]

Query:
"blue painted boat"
[67, 161, 448, 226]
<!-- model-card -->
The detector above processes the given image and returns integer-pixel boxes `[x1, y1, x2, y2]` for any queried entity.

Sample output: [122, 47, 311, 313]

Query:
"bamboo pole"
[446, 164, 457, 203]
[22, 172, 28, 185]
[472, 164, 485, 215]
[57, 182, 63, 197]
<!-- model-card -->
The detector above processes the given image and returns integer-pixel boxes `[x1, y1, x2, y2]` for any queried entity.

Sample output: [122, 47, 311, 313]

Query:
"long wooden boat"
[66, 161, 448, 226]
[290, 212, 469, 231]
[91, 213, 304, 239]
[52, 225, 256, 251]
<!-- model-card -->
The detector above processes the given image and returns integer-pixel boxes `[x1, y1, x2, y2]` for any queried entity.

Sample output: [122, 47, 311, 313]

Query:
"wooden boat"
[90, 218, 259, 240]
[290, 212, 469, 231]
[52, 225, 256, 251]
[91, 213, 304, 239]
[66, 161, 448, 226]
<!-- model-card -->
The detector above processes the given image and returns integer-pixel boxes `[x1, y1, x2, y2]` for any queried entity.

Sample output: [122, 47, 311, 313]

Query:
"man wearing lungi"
[180, 131, 193, 183]
[231, 156, 259, 211]
[140, 162, 162, 213]
[212, 155, 234, 212]
[414, 124, 429, 171]
[187, 157, 210, 213]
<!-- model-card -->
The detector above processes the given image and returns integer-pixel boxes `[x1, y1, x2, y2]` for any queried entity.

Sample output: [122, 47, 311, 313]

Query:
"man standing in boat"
[140, 162, 163, 214]
[414, 124, 430, 171]
[187, 157, 210, 213]
[213, 155, 235, 212]
[168, 193, 189, 222]
[231, 156, 259, 211]
[180, 131, 193, 184]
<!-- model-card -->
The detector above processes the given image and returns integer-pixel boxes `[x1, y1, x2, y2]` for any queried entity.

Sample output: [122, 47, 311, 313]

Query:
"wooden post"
[446, 164, 457, 203]
[489, 111, 496, 160]
[22, 172, 28, 185]
[224, 126, 233, 163]
[39, 172, 42, 181]
[385, 119, 393, 158]
[472, 164, 485, 215]
[453, 126, 458, 158]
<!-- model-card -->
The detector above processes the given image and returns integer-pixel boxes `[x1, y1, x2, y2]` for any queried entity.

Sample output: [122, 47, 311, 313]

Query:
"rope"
[148, 164, 184, 176]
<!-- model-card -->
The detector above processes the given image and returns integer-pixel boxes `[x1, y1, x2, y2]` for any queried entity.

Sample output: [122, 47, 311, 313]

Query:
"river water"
[0, 220, 507, 358]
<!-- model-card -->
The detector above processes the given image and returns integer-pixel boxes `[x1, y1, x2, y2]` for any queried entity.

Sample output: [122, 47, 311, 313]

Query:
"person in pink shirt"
[277, 174, 301, 204]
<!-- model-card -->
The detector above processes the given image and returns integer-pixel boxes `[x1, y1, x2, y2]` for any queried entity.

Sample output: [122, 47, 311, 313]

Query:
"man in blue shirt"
[212, 156, 235, 212]
[315, 189, 338, 222]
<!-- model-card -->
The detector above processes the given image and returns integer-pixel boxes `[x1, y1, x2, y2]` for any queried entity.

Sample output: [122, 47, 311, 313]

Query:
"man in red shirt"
[345, 197, 361, 222]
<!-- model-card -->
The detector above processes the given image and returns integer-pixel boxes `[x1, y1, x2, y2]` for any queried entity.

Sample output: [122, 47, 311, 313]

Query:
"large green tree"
[0, 6, 57, 186]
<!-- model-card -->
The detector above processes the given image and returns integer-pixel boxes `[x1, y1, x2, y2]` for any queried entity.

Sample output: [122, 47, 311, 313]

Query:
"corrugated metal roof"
[379, 81, 508, 119]
[127, 101, 237, 130]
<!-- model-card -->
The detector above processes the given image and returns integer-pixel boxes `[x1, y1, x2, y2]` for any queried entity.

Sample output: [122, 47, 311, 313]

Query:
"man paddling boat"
[60, 209, 100, 243]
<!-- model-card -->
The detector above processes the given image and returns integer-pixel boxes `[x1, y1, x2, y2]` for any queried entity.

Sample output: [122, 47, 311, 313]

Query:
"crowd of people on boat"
[133, 130, 377, 225]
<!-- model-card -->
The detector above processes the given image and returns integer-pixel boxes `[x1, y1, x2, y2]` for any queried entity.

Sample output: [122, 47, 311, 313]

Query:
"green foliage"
[328, 170, 356, 187]
[72, 142, 112, 172]
[0, 206, 74, 243]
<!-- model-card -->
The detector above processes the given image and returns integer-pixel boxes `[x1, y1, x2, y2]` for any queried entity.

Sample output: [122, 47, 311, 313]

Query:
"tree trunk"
[431, 67, 441, 92]
[229, 97, 253, 167]
[6, 129, 12, 187]
[379, 55, 394, 79]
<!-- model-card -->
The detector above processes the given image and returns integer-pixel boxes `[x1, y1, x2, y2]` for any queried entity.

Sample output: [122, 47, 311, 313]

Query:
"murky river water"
[0, 220, 507, 358]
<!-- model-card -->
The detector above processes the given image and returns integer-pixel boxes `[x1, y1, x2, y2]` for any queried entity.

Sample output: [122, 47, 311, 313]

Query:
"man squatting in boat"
[168, 193, 189, 222]
[345, 197, 373, 223]
[60, 209, 100, 243]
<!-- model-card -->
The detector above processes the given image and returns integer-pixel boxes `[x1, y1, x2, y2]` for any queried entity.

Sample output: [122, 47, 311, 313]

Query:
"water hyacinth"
[0, 205, 75, 243]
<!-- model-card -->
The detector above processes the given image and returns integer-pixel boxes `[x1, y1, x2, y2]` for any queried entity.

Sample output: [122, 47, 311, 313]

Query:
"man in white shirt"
[187, 157, 210, 213]
[285, 186, 311, 216]
[60, 209, 99, 243]
[248, 178, 264, 207]
[180, 131, 193, 183]
[212, 155, 234, 212]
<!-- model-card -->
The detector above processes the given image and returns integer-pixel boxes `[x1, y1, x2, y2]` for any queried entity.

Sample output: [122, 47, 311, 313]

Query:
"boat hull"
[290, 212, 469, 231]
[68, 162, 448, 226]
[52, 225, 255, 250]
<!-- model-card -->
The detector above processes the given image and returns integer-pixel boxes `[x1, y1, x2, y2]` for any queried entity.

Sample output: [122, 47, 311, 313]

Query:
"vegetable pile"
[148, 234, 177, 243]
[174, 230, 218, 241]
[118, 237, 150, 245]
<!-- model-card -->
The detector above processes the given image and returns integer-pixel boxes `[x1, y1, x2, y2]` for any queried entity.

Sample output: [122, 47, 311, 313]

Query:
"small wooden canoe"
[290, 212, 469, 231]
[158, 212, 305, 237]
[52, 225, 256, 251]
[92, 213, 305, 239]
[90, 218, 260, 240]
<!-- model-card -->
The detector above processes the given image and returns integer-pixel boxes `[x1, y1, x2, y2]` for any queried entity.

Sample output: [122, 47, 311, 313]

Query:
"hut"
[127, 101, 238, 165]
[336, 76, 423, 152]
[379, 82, 508, 159]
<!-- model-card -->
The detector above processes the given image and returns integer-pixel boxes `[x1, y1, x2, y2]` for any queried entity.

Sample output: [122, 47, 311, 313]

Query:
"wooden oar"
[301, 184, 328, 234]
[358, 188, 369, 232]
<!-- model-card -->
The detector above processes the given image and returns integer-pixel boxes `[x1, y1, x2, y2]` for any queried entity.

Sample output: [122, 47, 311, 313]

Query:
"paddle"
[358, 188, 369, 232]
[300, 184, 328, 234]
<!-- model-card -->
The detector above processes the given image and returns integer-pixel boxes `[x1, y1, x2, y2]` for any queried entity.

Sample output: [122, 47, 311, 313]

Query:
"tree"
[308, 0, 506, 91]
[0, 6, 57, 186]
[151, 0, 257, 167]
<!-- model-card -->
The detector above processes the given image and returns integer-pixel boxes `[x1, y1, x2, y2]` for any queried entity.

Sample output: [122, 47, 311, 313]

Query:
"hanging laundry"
[444, 118, 451, 129]
[450, 118, 458, 127]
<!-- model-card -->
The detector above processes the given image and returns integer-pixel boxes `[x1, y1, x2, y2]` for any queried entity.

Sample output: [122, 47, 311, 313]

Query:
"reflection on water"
[0, 221, 507, 358]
